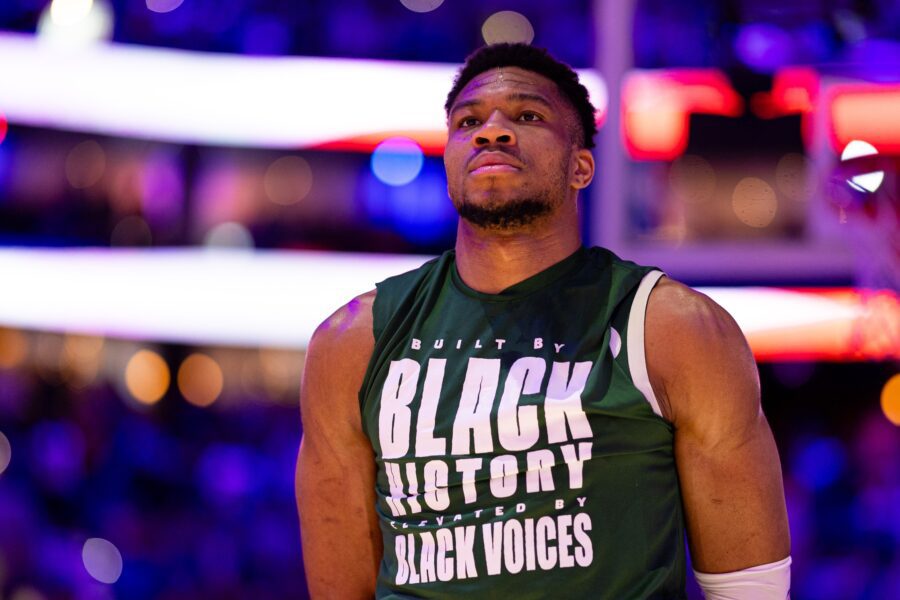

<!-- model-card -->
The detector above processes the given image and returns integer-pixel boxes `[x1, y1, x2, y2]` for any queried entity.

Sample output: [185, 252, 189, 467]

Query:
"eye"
[458, 116, 481, 128]
[518, 112, 542, 122]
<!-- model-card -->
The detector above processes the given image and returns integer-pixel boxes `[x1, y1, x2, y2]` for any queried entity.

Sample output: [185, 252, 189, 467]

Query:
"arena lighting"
[750, 67, 818, 145]
[0, 248, 896, 360]
[0, 32, 607, 154]
[829, 85, 900, 155]
[622, 69, 744, 161]
[752, 69, 900, 155]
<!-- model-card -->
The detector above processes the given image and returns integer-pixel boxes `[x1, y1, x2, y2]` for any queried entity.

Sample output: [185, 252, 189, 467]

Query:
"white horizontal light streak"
[0, 248, 428, 348]
[698, 287, 861, 334]
[0, 248, 870, 350]
[0, 32, 607, 149]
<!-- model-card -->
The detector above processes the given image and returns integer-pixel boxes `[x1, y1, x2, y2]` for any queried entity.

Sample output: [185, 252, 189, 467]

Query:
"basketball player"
[296, 44, 790, 599]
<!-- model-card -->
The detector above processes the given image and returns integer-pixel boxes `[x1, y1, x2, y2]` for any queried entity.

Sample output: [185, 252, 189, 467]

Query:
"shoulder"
[645, 277, 741, 340]
[300, 290, 377, 437]
[309, 290, 376, 356]
[303, 290, 377, 399]
[644, 277, 758, 426]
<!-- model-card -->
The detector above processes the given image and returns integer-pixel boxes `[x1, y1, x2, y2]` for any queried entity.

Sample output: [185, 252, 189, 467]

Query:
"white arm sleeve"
[694, 556, 792, 600]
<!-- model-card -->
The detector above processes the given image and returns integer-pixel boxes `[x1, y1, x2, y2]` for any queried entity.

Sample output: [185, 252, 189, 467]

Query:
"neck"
[453, 206, 582, 294]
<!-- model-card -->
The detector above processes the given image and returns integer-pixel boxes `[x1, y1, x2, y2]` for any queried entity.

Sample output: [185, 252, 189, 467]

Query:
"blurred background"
[0, 0, 898, 598]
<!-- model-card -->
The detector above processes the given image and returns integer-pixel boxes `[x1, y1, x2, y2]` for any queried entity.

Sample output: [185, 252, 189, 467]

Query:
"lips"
[468, 152, 522, 175]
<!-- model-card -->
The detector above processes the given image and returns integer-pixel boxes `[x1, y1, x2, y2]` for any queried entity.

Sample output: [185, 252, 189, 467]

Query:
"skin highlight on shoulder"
[644, 276, 759, 427]
[309, 290, 376, 355]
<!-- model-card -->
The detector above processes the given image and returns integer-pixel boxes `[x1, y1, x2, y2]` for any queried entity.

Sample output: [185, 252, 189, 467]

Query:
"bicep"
[647, 281, 790, 573]
[296, 296, 382, 598]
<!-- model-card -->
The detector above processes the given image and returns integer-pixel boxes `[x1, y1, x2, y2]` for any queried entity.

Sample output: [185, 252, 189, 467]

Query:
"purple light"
[29, 420, 86, 493]
[0, 430, 10, 475]
[791, 436, 847, 491]
[140, 150, 184, 228]
[734, 23, 795, 73]
[197, 444, 258, 506]
[370, 137, 424, 186]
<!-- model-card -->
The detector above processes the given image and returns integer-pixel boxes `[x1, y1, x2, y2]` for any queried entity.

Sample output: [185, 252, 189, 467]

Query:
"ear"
[570, 148, 595, 190]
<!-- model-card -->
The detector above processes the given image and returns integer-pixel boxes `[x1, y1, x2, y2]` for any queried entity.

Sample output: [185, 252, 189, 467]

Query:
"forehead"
[451, 66, 566, 109]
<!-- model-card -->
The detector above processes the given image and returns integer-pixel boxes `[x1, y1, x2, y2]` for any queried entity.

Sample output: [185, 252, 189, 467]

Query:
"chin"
[455, 196, 555, 230]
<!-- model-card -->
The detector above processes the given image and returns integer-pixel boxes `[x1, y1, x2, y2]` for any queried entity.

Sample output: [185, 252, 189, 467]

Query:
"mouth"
[468, 152, 523, 176]
[470, 163, 520, 175]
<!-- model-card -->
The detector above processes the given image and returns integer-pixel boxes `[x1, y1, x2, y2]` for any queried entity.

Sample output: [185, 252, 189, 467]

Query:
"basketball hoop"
[828, 142, 899, 292]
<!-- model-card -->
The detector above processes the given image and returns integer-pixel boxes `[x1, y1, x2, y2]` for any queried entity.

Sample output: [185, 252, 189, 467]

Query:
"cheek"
[443, 147, 465, 179]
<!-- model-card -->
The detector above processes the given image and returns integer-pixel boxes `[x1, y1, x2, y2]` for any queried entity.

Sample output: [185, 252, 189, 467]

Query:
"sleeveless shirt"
[358, 246, 686, 599]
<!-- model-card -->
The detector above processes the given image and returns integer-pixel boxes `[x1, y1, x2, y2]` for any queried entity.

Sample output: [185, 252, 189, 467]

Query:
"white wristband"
[694, 556, 791, 600]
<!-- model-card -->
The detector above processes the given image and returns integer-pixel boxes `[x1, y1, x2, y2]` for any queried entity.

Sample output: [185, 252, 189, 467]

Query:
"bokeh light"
[146, 0, 184, 14]
[203, 221, 255, 249]
[60, 334, 104, 389]
[0, 430, 11, 476]
[398, 0, 444, 13]
[482, 11, 534, 45]
[0, 328, 29, 370]
[734, 23, 794, 73]
[792, 436, 847, 490]
[29, 420, 85, 492]
[668, 154, 716, 205]
[39, 0, 113, 45]
[263, 155, 314, 206]
[140, 150, 185, 228]
[881, 374, 900, 426]
[370, 137, 424, 186]
[362, 160, 456, 243]
[732, 177, 778, 228]
[65, 140, 106, 189]
[198, 444, 256, 507]
[81, 538, 123, 584]
[50, 0, 94, 25]
[8, 587, 47, 600]
[776, 153, 817, 202]
[177, 353, 224, 407]
[0, 112, 8, 145]
[258, 348, 301, 401]
[124, 349, 170, 405]
[841, 140, 884, 193]
[110, 215, 153, 247]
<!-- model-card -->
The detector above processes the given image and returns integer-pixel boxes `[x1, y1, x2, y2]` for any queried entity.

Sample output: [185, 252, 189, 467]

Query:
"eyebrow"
[449, 92, 556, 116]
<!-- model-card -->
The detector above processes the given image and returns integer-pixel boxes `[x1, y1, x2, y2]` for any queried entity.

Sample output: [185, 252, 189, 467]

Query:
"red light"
[0, 112, 7, 144]
[314, 130, 447, 156]
[752, 67, 819, 119]
[750, 67, 819, 146]
[829, 85, 900, 155]
[622, 69, 744, 161]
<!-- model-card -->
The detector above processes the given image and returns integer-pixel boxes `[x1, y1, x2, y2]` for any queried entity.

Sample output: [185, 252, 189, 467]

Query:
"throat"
[453, 230, 582, 295]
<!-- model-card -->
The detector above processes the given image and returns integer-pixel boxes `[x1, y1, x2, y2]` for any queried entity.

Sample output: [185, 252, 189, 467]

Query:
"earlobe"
[571, 149, 595, 190]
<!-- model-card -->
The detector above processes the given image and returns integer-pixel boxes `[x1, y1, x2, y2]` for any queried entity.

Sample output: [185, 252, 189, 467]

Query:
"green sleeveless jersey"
[359, 247, 686, 599]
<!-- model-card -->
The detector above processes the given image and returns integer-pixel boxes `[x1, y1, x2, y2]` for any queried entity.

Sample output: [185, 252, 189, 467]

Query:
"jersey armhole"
[626, 270, 666, 419]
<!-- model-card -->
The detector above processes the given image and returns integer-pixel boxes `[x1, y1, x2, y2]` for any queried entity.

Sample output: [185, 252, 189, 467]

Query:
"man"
[296, 43, 790, 599]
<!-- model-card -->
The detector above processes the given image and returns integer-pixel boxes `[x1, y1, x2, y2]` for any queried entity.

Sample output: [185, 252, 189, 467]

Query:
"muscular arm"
[645, 278, 790, 573]
[296, 290, 383, 598]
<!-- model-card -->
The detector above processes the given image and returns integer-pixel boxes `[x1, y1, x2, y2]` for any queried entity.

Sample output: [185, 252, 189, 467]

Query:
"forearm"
[296, 441, 383, 599]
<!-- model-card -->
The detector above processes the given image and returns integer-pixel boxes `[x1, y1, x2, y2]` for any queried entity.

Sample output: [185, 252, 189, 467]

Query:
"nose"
[474, 111, 517, 148]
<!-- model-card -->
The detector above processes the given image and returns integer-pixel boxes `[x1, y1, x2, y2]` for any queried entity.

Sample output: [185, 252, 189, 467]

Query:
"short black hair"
[445, 43, 598, 150]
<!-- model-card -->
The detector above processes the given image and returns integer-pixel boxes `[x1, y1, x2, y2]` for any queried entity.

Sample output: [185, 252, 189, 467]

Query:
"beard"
[451, 151, 571, 231]
[455, 194, 556, 230]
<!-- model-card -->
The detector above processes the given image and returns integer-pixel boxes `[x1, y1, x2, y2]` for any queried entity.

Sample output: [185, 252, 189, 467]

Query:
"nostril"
[497, 134, 511, 143]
